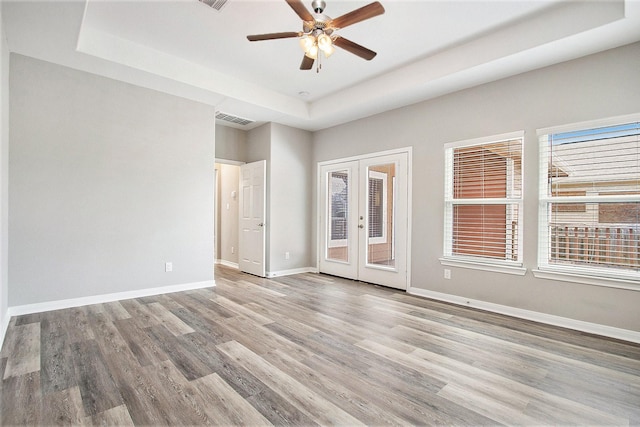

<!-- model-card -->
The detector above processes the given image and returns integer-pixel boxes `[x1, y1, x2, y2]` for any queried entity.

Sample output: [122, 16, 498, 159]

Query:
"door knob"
[358, 224, 364, 229]
[258, 223, 265, 227]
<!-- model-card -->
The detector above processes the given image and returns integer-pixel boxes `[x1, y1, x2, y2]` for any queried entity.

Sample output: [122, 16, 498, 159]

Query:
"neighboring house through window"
[537, 116, 640, 285]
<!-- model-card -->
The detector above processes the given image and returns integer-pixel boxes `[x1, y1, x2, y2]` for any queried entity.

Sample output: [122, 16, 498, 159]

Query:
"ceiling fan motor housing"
[311, 0, 326, 13]
[303, 13, 332, 34]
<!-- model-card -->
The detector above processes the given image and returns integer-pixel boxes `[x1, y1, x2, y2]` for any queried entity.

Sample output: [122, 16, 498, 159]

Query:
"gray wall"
[215, 124, 246, 163]
[270, 123, 313, 272]
[312, 42, 640, 332]
[9, 55, 216, 306]
[245, 123, 271, 164]
[244, 123, 313, 274]
[0, 7, 9, 331]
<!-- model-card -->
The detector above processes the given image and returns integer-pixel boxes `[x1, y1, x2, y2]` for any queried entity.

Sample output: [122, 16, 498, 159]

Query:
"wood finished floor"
[2, 265, 640, 426]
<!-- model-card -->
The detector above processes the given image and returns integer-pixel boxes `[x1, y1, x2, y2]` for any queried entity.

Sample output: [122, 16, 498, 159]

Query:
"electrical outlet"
[165, 262, 173, 272]
[444, 268, 451, 279]
[231, 246, 235, 254]
[285, 251, 290, 260]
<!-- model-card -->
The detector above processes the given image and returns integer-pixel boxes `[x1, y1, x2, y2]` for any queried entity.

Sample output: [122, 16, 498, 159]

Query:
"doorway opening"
[214, 161, 242, 269]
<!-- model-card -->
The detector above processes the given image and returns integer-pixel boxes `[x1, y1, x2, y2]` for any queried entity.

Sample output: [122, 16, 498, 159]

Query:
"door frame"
[214, 158, 244, 270]
[316, 147, 413, 291]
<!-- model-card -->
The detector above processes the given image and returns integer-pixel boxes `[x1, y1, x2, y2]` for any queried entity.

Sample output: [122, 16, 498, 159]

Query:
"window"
[537, 116, 640, 284]
[329, 171, 349, 248]
[368, 170, 387, 244]
[443, 132, 524, 272]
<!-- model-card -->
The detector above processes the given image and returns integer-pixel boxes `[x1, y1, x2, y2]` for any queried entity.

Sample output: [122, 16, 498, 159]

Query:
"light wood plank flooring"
[2, 265, 640, 425]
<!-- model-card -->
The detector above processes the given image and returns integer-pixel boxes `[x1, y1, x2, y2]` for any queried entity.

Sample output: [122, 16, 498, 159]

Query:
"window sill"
[532, 268, 640, 291]
[439, 258, 527, 276]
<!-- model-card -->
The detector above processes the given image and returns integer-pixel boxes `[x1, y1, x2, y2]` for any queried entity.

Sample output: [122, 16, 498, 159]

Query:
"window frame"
[441, 131, 526, 275]
[535, 113, 640, 289]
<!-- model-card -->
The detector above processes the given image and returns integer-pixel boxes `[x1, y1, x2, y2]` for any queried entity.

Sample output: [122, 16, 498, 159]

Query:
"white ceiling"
[2, 0, 640, 131]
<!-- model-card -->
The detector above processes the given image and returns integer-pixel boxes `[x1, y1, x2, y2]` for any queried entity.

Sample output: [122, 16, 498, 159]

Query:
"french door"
[319, 151, 409, 290]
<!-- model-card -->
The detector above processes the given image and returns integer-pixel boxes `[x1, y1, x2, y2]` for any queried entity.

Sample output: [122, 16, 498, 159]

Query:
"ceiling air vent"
[198, 0, 229, 11]
[215, 112, 254, 126]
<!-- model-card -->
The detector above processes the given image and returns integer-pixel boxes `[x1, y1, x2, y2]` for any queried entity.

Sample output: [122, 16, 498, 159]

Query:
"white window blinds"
[368, 170, 388, 244]
[444, 133, 524, 264]
[329, 171, 349, 244]
[538, 118, 640, 280]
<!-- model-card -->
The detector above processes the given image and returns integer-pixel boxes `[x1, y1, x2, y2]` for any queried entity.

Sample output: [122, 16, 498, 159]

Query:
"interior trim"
[6, 280, 215, 318]
[216, 259, 240, 269]
[408, 287, 640, 344]
[439, 257, 527, 276]
[267, 267, 319, 278]
[0, 314, 9, 355]
[532, 268, 640, 292]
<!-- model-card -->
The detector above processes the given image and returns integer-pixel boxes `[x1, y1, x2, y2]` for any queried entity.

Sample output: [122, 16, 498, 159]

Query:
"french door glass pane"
[367, 163, 396, 267]
[327, 170, 349, 262]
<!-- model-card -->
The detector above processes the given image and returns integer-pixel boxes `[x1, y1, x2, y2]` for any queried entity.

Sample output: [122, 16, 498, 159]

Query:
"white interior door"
[319, 151, 409, 290]
[239, 160, 266, 277]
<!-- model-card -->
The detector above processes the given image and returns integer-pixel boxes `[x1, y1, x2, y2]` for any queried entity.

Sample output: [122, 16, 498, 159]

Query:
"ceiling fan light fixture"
[299, 34, 316, 52]
[321, 42, 335, 57]
[301, 32, 333, 59]
[317, 33, 332, 50]
[306, 44, 319, 59]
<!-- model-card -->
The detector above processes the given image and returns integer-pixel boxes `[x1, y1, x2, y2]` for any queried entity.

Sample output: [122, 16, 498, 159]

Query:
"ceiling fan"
[247, 0, 385, 71]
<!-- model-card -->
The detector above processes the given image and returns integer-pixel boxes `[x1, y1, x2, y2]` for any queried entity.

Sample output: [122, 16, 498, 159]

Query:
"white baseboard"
[1, 312, 10, 353]
[6, 280, 216, 318]
[215, 259, 239, 269]
[408, 287, 640, 344]
[267, 267, 318, 278]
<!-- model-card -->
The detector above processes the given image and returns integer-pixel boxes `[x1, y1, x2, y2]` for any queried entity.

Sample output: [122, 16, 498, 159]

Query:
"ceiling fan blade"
[300, 55, 314, 70]
[247, 32, 301, 41]
[333, 37, 377, 60]
[329, 1, 385, 29]
[285, 0, 314, 22]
